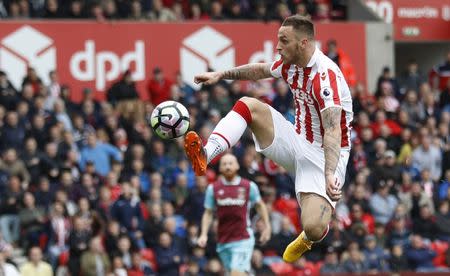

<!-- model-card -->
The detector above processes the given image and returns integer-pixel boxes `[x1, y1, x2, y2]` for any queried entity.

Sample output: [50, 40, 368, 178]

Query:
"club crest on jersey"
[321, 87, 333, 99]
[238, 187, 246, 200]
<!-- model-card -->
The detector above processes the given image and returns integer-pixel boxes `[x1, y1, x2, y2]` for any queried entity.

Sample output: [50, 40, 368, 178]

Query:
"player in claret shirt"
[185, 15, 353, 263]
[197, 153, 271, 276]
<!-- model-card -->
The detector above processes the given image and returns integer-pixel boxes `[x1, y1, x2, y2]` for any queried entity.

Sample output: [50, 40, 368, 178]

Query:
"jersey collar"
[219, 175, 242, 185]
[305, 46, 320, 68]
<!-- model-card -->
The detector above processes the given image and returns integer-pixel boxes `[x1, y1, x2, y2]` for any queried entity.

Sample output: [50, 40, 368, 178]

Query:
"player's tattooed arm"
[221, 63, 272, 81]
[322, 106, 342, 177]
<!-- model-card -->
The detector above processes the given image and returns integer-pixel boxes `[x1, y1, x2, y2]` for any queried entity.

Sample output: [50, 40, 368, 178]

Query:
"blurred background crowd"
[0, 0, 449, 276]
[0, 0, 347, 22]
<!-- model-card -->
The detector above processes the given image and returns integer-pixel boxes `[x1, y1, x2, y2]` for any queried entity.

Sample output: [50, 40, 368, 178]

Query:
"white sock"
[204, 111, 248, 163]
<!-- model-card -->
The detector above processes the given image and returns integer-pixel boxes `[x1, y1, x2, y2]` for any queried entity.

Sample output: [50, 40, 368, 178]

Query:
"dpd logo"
[180, 26, 235, 88]
[0, 25, 56, 90]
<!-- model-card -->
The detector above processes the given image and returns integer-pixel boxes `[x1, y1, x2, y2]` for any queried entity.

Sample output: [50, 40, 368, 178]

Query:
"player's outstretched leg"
[184, 96, 274, 176]
[283, 193, 332, 263]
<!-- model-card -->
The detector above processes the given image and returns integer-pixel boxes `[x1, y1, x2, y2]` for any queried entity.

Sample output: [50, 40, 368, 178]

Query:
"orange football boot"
[184, 131, 207, 176]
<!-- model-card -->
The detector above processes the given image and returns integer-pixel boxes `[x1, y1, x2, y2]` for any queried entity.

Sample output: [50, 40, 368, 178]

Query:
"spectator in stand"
[269, 216, 296, 256]
[412, 134, 442, 181]
[155, 231, 183, 276]
[0, 250, 18, 275]
[314, 2, 331, 22]
[389, 244, 409, 272]
[148, 0, 176, 21]
[20, 246, 52, 276]
[369, 180, 398, 225]
[325, 39, 357, 87]
[341, 242, 369, 273]
[0, 111, 26, 151]
[127, 250, 155, 275]
[436, 200, 450, 242]
[295, 2, 311, 19]
[111, 182, 144, 248]
[107, 70, 140, 107]
[406, 234, 439, 272]
[440, 79, 450, 112]
[378, 81, 400, 114]
[66, 0, 86, 19]
[43, 0, 62, 18]
[19, 192, 46, 250]
[80, 236, 111, 276]
[413, 204, 438, 240]
[210, 0, 226, 20]
[147, 67, 172, 105]
[376, 66, 400, 98]
[79, 132, 122, 177]
[429, 51, 450, 91]
[272, 79, 292, 117]
[345, 203, 375, 234]
[103, 0, 119, 20]
[0, 71, 19, 110]
[250, 249, 275, 275]
[0, 175, 23, 244]
[22, 67, 42, 95]
[68, 215, 91, 276]
[0, 148, 30, 187]
[128, 0, 145, 21]
[399, 59, 426, 95]
[47, 201, 71, 269]
[400, 90, 426, 127]
[320, 246, 343, 274]
[371, 110, 402, 138]
[362, 234, 389, 273]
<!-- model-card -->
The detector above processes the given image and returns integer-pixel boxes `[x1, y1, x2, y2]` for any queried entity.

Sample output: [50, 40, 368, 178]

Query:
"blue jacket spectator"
[362, 235, 389, 272]
[155, 232, 182, 276]
[0, 112, 26, 151]
[111, 183, 143, 233]
[79, 132, 122, 176]
[406, 234, 437, 272]
[369, 181, 398, 225]
[342, 247, 369, 273]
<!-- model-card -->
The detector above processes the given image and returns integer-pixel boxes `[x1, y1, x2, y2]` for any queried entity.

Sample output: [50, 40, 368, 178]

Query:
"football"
[150, 101, 190, 139]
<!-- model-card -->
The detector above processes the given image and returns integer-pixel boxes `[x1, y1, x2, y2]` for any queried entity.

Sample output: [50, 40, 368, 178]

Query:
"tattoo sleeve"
[321, 106, 342, 177]
[221, 63, 272, 81]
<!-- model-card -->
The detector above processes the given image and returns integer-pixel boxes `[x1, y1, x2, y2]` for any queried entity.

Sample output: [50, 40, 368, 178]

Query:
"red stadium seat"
[140, 248, 158, 271]
[431, 240, 449, 268]
[269, 262, 293, 274]
[59, 251, 70, 266]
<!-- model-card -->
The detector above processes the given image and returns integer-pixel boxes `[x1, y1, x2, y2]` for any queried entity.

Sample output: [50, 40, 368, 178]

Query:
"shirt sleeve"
[249, 182, 262, 204]
[204, 184, 215, 209]
[270, 58, 284, 78]
[312, 67, 343, 112]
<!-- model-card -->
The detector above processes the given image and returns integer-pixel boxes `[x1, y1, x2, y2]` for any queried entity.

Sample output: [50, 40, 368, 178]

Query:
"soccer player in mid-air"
[185, 15, 353, 263]
[197, 153, 271, 276]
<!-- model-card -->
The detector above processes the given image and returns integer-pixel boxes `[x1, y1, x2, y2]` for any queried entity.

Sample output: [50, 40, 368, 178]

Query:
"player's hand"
[326, 175, 342, 202]
[259, 226, 271, 245]
[197, 234, 208, 248]
[194, 72, 222, 85]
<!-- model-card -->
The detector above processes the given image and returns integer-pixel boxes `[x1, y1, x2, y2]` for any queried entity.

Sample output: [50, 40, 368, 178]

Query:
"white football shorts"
[252, 105, 350, 208]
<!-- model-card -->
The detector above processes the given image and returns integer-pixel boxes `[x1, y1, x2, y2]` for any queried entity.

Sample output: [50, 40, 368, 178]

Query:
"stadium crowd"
[0, 0, 347, 22]
[0, 44, 449, 275]
[0, 9, 450, 274]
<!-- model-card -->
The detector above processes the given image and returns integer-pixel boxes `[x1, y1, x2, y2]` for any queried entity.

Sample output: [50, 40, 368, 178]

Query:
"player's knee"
[238, 96, 264, 116]
[303, 221, 328, 242]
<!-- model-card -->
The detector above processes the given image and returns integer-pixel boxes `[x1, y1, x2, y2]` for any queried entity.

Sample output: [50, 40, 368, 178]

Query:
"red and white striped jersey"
[270, 48, 353, 148]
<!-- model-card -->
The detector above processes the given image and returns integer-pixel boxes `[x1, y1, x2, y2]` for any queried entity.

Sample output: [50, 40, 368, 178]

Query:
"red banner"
[365, 0, 450, 41]
[0, 21, 366, 102]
